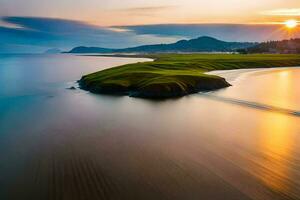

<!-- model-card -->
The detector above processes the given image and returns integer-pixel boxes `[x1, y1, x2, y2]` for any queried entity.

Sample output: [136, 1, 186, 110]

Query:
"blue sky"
[0, 17, 181, 53]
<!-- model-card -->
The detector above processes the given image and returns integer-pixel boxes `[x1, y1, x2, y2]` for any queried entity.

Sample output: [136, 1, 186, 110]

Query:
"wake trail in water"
[199, 93, 300, 117]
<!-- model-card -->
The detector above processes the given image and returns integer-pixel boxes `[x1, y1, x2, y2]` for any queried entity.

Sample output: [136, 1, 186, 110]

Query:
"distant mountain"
[44, 48, 62, 54]
[119, 36, 256, 53]
[68, 36, 256, 54]
[239, 38, 300, 54]
[68, 46, 114, 53]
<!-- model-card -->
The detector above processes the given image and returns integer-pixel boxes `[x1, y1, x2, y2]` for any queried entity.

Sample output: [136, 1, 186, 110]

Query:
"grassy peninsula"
[80, 54, 300, 98]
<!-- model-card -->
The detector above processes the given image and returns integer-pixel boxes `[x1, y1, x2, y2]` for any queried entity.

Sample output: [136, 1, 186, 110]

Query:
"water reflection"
[258, 113, 294, 193]
[255, 70, 297, 197]
[1, 55, 300, 199]
[277, 70, 292, 106]
[214, 68, 300, 111]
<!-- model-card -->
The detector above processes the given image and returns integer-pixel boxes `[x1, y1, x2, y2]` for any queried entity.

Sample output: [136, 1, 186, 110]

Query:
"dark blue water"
[1, 54, 300, 200]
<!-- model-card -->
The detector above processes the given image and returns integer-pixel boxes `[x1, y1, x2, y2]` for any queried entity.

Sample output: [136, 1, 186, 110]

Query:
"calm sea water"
[1, 54, 300, 200]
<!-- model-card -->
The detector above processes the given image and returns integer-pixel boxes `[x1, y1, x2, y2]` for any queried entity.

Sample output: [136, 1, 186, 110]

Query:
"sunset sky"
[1, 0, 300, 25]
[0, 0, 300, 52]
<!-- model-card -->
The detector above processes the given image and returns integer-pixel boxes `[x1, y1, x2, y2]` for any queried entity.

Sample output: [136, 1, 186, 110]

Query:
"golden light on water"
[256, 70, 295, 193]
[258, 113, 293, 191]
[285, 20, 298, 29]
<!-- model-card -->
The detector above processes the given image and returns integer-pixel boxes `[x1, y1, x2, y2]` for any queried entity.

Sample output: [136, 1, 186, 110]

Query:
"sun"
[285, 20, 298, 29]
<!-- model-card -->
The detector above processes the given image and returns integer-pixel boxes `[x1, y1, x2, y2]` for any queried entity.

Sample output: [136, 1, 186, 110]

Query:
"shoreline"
[79, 54, 300, 99]
[207, 66, 300, 84]
[79, 54, 300, 84]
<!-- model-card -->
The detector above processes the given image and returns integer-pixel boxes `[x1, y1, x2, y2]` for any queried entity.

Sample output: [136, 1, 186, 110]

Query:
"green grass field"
[80, 54, 300, 98]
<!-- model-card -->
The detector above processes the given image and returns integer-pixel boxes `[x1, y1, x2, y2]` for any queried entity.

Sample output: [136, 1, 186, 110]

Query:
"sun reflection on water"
[258, 113, 293, 191]
[257, 70, 295, 193]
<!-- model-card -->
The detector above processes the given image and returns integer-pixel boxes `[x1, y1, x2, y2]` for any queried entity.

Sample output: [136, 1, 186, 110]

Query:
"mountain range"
[68, 36, 256, 53]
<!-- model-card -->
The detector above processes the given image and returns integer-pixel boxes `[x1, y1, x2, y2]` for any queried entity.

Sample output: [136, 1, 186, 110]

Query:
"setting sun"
[285, 20, 298, 28]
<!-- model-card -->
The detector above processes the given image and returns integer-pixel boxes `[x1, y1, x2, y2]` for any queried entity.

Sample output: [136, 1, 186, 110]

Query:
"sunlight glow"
[285, 20, 298, 29]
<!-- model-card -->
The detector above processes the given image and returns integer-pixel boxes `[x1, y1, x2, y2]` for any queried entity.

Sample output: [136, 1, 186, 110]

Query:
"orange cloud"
[261, 9, 300, 16]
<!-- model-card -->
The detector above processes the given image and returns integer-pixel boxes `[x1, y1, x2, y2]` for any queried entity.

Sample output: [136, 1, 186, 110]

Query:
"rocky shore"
[79, 75, 231, 99]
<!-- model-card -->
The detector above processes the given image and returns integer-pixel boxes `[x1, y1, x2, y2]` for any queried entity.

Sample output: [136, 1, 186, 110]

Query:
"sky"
[0, 0, 300, 53]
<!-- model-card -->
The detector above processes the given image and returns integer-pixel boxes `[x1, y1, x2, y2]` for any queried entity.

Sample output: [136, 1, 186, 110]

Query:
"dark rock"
[67, 86, 76, 90]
